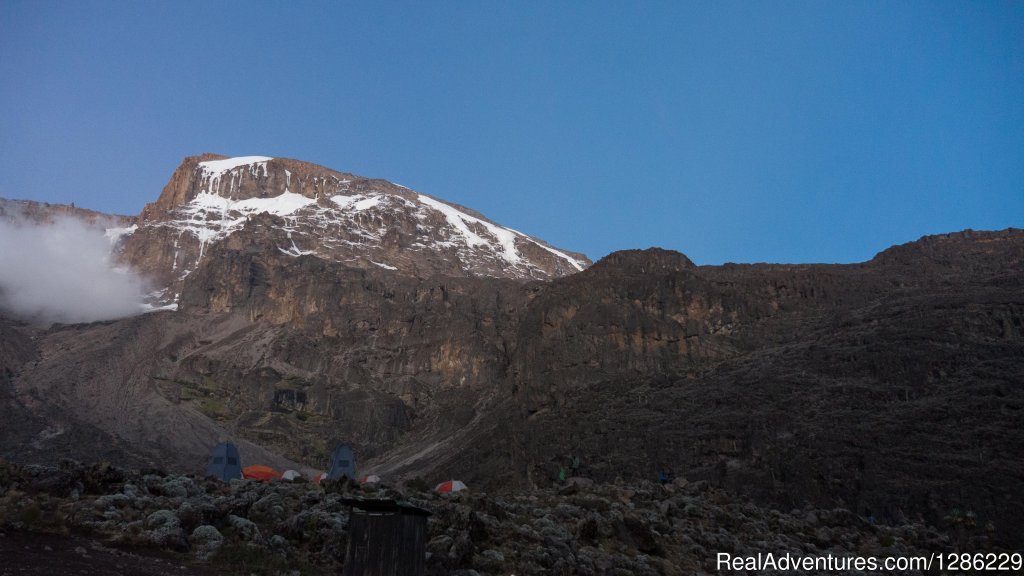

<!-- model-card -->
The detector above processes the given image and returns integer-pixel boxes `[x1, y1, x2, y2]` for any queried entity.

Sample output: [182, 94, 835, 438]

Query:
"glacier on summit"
[123, 155, 589, 291]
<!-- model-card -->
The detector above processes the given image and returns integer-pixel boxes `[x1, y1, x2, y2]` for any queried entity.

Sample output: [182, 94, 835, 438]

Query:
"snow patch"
[353, 196, 382, 211]
[168, 191, 317, 260]
[179, 191, 315, 226]
[279, 236, 315, 257]
[416, 194, 520, 264]
[415, 194, 585, 271]
[142, 302, 179, 312]
[330, 194, 383, 211]
[104, 224, 138, 245]
[526, 240, 586, 272]
[233, 192, 317, 216]
[144, 165, 586, 282]
[198, 156, 273, 177]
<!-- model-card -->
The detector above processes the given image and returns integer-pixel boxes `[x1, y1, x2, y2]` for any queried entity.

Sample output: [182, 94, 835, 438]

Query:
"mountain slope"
[499, 231, 1024, 544]
[1, 156, 1021, 547]
[118, 154, 589, 304]
[8, 227, 1022, 544]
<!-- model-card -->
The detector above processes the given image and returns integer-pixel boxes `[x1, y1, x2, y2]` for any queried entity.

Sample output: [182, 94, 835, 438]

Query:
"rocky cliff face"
[10, 226, 1022, 544]
[0, 198, 132, 228]
[118, 154, 589, 302]
[506, 233, 1024, 546]
[1, 156, 1022, 547]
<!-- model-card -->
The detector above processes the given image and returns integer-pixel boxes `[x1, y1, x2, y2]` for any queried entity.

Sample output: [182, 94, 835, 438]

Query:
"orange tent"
[242, 465, 282, 481]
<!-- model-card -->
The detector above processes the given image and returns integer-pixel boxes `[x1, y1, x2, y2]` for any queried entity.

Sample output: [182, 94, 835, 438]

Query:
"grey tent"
[327, 445, 356, 481]
[206, 442, 242, 481]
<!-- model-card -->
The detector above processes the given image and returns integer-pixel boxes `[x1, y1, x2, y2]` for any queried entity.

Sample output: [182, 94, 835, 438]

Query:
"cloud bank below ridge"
[0, 216, 147, 324]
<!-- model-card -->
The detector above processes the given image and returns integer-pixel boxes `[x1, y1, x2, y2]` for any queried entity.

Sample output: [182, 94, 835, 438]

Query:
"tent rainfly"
[359, 474, 381, 484]
[434, 480, 467, 493]
[243, 465, 282, 481]
[206, 442, 242, 481]
[282, 469, 302, 481]
[327, 446, 357, 481]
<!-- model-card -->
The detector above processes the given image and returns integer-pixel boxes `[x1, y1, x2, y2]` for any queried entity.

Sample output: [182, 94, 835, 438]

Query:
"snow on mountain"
[117, 154, 590, 303]
[415, 193, 584, 272]
[104, 224, 138, 245]
[197, 156, 273, 178]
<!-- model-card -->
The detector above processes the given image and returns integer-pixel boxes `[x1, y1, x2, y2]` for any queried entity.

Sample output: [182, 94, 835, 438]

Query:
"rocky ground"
[0, 461, 995, 575]
[0, 531, 218, 576]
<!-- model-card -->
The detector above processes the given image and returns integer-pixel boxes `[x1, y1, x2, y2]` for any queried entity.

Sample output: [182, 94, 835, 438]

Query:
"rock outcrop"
[117, 154, 589, 299]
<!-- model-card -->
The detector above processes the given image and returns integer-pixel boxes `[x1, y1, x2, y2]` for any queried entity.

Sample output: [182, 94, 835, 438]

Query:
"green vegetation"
[198, 397, 231, 421]
[309, 438, 328, 464]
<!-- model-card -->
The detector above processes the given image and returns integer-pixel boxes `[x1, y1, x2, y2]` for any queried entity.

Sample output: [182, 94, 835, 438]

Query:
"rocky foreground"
[0, 461, 994, 576]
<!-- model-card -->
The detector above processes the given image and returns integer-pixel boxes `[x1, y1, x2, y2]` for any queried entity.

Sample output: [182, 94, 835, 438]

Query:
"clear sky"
[1, 1, 1021, 264]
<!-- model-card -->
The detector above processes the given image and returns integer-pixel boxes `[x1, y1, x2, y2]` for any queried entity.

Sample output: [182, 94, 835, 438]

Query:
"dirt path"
[0, 531, 217, 576]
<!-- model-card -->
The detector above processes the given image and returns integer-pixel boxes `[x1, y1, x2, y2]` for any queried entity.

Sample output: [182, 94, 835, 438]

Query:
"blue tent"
[206, 442, 242, 481]
[327, 445, 356, 481]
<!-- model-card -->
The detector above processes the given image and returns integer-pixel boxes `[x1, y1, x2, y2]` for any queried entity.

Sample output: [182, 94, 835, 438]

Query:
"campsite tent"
[327, 446, 356, 481]
[359, 474, 381, 485]
[313, 472, 328, 485]
[434, 480, 467, 493]
[206, 442, 242, 481]
[282, 469, 302, 481]
[243, 465, 282, 481]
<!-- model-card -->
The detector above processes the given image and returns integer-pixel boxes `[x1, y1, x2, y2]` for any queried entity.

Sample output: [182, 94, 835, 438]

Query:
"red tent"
[242, 465, 282, 481]
[434, 480, 467, 493]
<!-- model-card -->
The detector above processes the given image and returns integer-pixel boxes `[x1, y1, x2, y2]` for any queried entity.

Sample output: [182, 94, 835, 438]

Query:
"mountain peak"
[870, 228, 1024, 270]
[588, 248, 696, 276]
[121, 154, 590, 302]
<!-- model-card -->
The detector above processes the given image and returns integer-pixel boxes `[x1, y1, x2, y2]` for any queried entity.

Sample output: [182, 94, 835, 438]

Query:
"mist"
[0, 216, 148, 324]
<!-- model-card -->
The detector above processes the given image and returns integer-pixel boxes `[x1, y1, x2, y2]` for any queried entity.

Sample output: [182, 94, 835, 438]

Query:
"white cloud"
[0, 216, 147, 324]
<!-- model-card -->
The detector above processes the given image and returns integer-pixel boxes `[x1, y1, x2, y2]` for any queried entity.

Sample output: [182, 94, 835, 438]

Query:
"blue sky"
[1, 1, 1021, 264]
